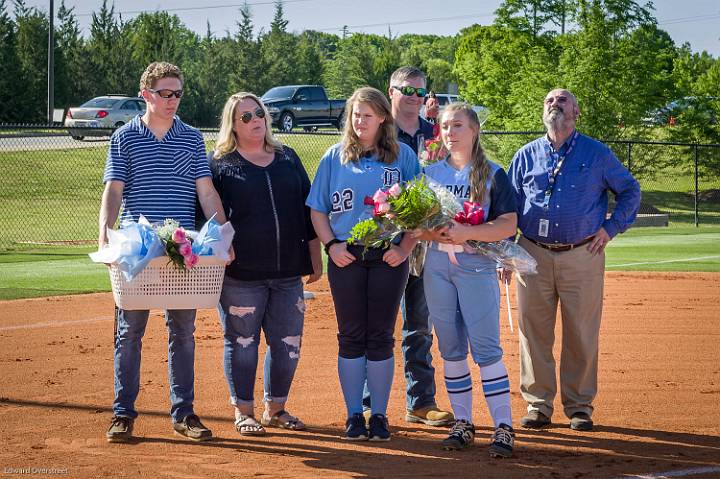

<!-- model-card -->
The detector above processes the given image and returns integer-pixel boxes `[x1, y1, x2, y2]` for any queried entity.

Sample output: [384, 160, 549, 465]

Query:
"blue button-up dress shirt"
[508, 132, 641, 244]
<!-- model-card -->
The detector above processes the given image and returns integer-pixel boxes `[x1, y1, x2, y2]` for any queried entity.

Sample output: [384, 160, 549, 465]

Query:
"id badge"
[538, 219, 549, 237]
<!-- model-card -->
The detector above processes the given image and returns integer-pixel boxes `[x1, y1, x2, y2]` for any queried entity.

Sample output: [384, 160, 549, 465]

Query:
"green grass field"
[1, 226, 718, 301]
[1, 133, 718, 300]
[1, 146, 104, 246]
[0, 247, 108, 300]
[605, 226, 720, 271]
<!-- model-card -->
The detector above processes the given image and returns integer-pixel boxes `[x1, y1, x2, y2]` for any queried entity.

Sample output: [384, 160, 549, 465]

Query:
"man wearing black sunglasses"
[147, 88, 184, 99]
[363, 66, 453, 427]
[100, 61, 230, 445]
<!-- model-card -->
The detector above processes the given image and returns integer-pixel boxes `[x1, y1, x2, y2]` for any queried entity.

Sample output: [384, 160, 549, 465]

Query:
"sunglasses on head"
[236, 107, 266, 124]
[392, 85, 427, 98]
[148, 88, 183, 99]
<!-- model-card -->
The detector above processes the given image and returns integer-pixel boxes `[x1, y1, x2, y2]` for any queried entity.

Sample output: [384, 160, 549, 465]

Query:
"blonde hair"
[341, 87, 399, 165]
[139, 62, 184, 90]
[441, 103, 492, 204]
[213, 92, 282, 159]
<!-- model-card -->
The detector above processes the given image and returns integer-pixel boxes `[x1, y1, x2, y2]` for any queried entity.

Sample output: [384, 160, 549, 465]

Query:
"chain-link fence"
[1, 125, 719, 250]
[483, 133, 720, 228]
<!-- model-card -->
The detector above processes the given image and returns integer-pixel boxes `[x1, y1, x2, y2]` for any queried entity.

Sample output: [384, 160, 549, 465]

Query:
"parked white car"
[65, 95, 146, 140]
[421, 93, 489, 124]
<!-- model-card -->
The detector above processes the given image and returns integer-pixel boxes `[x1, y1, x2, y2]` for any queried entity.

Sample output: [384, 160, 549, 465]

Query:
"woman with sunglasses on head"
[306, 87, 420, 442]
[209, 92, 322, 436]
[415, 103, 518, 457]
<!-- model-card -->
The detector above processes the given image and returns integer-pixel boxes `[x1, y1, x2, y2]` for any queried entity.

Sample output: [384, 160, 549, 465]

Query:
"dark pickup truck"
[261, 85, 346, 132]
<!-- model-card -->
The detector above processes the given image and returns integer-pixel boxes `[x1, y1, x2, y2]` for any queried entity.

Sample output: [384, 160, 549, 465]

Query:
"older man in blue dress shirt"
[507, 88, 641, 432]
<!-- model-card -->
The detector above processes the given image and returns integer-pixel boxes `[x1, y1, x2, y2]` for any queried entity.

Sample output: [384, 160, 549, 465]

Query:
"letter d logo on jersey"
[382, 167, 400, 187]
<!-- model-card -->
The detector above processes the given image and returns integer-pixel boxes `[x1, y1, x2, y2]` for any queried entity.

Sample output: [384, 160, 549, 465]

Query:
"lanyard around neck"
[543, 131, 579, 208]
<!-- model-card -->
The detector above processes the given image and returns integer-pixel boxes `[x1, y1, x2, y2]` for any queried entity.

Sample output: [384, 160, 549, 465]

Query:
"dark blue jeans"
[217, 275, 304, 406]
[363, 272, 437, 412]
[112, 308, 197, 423]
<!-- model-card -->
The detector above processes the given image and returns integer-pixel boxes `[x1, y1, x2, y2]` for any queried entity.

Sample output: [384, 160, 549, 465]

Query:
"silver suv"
[65, 95, 146, 140]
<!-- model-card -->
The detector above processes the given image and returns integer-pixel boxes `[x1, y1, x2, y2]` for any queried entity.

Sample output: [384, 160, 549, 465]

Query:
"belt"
[524, 236, 594, 252]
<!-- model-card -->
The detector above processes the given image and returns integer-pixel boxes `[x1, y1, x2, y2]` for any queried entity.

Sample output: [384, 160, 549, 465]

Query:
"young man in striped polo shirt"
[99, 62, 229, 443]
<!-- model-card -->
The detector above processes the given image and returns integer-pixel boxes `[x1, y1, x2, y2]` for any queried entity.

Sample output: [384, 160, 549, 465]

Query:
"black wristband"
[324, 238, 343, 254]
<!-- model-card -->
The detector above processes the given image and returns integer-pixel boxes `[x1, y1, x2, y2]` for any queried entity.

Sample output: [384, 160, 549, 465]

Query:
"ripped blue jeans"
[218, 275, 305, 406]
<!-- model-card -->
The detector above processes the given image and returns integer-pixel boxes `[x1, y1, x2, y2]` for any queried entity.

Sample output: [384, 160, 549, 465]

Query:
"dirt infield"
[0, 272, 719, 478]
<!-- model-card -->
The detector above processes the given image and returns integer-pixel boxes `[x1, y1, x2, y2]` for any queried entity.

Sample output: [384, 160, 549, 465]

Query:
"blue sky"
[24, 0, 720, 56]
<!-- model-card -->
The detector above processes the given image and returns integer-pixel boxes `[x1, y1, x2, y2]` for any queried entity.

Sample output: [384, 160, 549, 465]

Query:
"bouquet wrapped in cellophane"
[347, 176, 458, 249]
[464, 240, 537, 281]
[347, 176, 537, 279]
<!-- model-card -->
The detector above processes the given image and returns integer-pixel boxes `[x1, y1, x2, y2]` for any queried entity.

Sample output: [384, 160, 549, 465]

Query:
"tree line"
[1, 0, 719, 147]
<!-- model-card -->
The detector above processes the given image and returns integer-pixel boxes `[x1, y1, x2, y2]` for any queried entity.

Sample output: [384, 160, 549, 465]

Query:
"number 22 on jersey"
[331, 188, 354, 213]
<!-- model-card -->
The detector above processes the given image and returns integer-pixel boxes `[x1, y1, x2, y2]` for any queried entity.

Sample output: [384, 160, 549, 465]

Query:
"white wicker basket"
[109, 256, 226, 310]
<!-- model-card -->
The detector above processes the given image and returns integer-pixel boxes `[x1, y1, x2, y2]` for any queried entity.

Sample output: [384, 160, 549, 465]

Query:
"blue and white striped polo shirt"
[103, 115, 211, 229]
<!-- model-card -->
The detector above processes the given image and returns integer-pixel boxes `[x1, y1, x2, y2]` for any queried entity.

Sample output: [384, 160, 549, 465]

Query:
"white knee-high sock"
[444, 359, 473, 422]
[479, 359, 512, 428]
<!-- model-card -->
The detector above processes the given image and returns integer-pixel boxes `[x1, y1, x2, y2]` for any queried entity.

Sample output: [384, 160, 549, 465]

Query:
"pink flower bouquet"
[348, 177, 537, 277]
[348, 176, 458, 249]
[156, 219, 199, 271]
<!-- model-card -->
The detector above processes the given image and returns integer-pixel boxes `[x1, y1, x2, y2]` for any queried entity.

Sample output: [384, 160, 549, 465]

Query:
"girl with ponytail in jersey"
[306, 87, 420, 442]
[415, 103, 518, 457]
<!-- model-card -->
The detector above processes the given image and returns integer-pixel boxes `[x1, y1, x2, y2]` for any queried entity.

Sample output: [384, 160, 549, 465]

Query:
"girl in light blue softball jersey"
[307, 87, 419, 442]
[415, 103, 518, 457]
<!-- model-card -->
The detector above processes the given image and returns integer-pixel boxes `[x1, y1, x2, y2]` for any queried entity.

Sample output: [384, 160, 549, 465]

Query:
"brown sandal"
[261, 410, 306, 430]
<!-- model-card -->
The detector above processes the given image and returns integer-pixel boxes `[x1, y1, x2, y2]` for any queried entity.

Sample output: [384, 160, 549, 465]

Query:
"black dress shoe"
[570, 412, 593, 431]
[520, 410, 551, 429]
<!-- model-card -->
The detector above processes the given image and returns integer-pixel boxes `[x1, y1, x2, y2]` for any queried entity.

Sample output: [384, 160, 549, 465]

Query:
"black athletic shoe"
[489, 423, 515, 458]
[368, 414, 391, 442]
[441, 419, 475, 450]
[343, 413, 369, 441]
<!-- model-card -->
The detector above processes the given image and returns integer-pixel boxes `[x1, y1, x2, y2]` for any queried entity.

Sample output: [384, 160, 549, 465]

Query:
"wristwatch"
[324, 238, 343, 254]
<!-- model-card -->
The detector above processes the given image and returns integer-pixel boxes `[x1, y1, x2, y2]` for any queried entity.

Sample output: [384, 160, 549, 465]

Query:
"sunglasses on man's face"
[148, 88, 184, 99]
[236, 107, 266, 124]
[392, 85, 427, 98]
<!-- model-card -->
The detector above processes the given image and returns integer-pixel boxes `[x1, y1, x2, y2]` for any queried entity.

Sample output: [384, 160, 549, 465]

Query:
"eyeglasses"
[235, 107, 266, 123]
[148, 88, 184, 99]
[392, 85, 427, 98]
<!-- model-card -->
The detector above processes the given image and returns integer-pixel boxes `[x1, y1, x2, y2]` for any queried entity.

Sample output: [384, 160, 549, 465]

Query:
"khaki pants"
[517, 236, 605, 419]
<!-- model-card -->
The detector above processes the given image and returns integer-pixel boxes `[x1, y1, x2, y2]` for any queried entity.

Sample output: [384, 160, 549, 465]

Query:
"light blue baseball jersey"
[306, 142, 420, 241]
[423, 158, 516, 223]
[423, 158, 517, 271]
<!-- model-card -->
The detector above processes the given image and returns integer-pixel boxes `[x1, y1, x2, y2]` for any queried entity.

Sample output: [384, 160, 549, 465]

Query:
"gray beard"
[543, 109, 565, 133]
